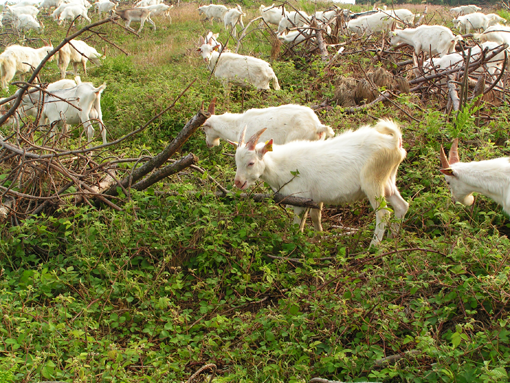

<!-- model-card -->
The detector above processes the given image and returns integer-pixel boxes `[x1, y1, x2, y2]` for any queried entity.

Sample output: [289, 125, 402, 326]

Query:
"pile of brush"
[333, 67, 410, 107]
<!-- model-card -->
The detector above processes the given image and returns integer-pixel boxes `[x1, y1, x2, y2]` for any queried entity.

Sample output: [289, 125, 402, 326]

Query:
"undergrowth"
[0, 2, 509, 382]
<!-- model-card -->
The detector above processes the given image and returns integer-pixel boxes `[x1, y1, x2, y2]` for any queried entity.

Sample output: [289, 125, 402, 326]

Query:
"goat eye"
[247, 162, 254, 167]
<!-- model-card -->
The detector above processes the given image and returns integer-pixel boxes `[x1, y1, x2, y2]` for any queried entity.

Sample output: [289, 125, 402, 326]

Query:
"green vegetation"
[0, 2, 510, 382]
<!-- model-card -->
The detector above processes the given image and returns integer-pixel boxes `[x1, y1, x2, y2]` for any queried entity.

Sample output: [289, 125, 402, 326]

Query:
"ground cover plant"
[0, 1, 510, 382]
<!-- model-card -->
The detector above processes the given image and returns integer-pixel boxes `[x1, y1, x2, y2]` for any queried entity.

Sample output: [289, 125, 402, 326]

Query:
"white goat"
[202, 104, 334, 148]
[40, 0, 63, 12]
[0, 44, 54, 90]
[114, 8, 155, 33]
[5, 5, 40, 19]
[224, 5, 244, 36]
[390, 25, 463, 57]
[277, 11, 309, 33]
[197, 37, 280, 90]
[21, 81, 107, 143]
[450, 5, 481, 16]
[347, 11, 396, 35]
[485, 13, 507, 26]
[52, 3, 72, 20]
[57, 39, 102, 79]
[423, 42, 509, 78]
[14, 14, 43, 33]
[259, 4, 286, 26]
[475, 24, 510, 45]
[58, 4, 91, 25]
[314, 9, 338, 24]
[453, 13, 489, 34]
[135, 0, 161, 7]
[233, 119, 409, 246]
[94, 0, 117, 16]
[440, 139, 510, 215]
[198, 4, 228, 23]
[11, 0, 42, 7]
[15, 76, 81, 120]
[137, 4, 172, 21]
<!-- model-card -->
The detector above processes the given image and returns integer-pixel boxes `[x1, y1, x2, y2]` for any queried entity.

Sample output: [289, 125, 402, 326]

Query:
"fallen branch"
[103, 99, 215, 197]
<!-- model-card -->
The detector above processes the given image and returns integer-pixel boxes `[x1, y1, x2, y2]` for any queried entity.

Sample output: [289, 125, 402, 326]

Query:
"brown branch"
[102, 98, 215, 197]
[131, 153, 198, 191]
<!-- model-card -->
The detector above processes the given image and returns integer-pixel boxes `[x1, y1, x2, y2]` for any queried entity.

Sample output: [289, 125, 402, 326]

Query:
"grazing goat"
[224, 5, 244, 36]
[137, 4, 172, 21]
[277, 11, 309, 33]
[453, 13, 490, 34]
[57, 39, 102, 79]
[94, 0, 117, 16]
[202, 104, 334, 148]
[0, 44, 54, 90]
[485, 13, 507, 26]
[14, 14, 43, 33]
[314, 9, 338, 24]
[197, 37, 280, 90]
[259, 4, 286, 26]
[423, 42, 509, 79]
[450, 5, 481, 16]
[390, 25, 462, 57]
[52, 3, 72, 20]
[135, 0, 161, 7]
[40, 0, 63, 12]
[11, 0, 42, 7]
[233, 120, 408, 246]
[21, 81, 107, 144]
[475, 24, 510, 45]
[440, 139, 510, 215]
[347, 11, 397, 35]
[58, 4, 91, 25]
[114, 8, 155, 33]
[5, 5, 40, 19]
[15, 76, 81, 120]
[198, 4, 228, 23]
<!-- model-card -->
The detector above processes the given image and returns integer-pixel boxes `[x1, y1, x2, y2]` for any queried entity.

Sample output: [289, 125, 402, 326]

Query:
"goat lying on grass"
[233, 119, 409, 246]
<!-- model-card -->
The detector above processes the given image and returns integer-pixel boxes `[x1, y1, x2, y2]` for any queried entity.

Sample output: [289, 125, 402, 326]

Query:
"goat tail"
[373, 119, 404, 150]
[317, 124, 335, 139]
[95, 83, 107, 94]
[272, 74, 280, 90]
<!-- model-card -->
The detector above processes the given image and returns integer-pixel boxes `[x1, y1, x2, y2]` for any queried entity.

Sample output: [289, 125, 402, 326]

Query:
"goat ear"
[440, 145, 450, 169]
[227, 140, 238, 147]
[440, 168, 455, 176]
[246, 128, 267, 150]
[449, 138, 460, 164]
[213, 43, 220, 51]
[258, 139, 273, 156]
[199, 36, 205, 45]
[208, 97, 216, 115]
[208, 37, 213, 45]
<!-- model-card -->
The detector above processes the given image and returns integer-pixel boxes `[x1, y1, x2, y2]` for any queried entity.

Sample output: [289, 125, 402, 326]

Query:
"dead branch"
[102, 99, 215, 197]
[131, 153, 198, 191]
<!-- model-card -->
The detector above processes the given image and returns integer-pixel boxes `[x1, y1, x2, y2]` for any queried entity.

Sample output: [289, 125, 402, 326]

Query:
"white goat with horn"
[233, 119, 409, 246]
[440, 139, 510, 214]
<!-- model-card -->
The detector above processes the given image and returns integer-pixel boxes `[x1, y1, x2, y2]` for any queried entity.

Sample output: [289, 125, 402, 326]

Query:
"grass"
[0, 2, 510, 382]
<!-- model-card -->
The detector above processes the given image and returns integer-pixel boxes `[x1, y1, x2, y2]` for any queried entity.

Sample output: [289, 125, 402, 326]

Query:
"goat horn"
[440, 145, 450, 169]
[200, 101, 204, 111]
[246, 128, 267, 150]
[239, 125, 247, 147]
[208, 97, 216, 115]
[449, 138, 460, 164]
